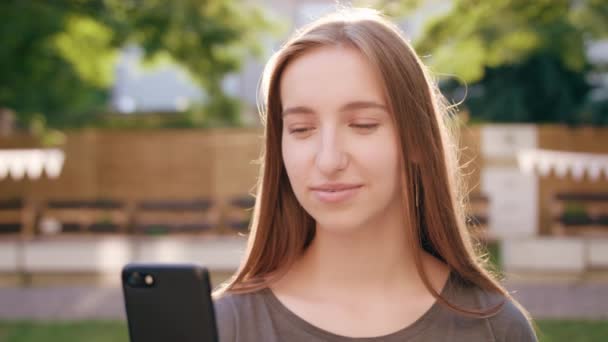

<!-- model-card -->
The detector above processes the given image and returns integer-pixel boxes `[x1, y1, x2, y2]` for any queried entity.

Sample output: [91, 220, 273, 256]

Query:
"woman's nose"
[315, 128, 348, 175]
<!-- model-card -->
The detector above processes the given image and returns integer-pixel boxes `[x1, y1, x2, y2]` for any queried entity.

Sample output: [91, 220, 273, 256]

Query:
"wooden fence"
[1, 125, 608, 238]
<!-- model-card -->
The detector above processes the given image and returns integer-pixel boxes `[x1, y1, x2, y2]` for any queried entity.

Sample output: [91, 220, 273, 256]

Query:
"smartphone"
[122, 263, 219, 342]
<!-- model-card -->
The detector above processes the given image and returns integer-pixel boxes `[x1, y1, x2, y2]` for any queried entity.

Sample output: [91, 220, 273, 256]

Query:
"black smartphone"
[122, 263, 219, 342]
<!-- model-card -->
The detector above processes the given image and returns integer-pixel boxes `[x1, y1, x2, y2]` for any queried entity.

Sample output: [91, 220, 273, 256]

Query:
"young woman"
[213, 8, 537, 342]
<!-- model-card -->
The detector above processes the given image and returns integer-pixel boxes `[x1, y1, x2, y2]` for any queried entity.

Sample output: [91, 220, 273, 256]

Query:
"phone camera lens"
[128, 272, 142, 287]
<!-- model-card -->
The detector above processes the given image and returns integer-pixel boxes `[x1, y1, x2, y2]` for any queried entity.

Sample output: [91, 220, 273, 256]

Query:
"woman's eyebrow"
[282, 106, 315, 117]
[340, 101, 387, 113]
[282, 101, 387, 117]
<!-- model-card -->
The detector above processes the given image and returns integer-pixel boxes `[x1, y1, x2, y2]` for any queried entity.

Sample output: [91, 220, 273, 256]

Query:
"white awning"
[0, 149, 65, 180]
[518, 149, 608, 181]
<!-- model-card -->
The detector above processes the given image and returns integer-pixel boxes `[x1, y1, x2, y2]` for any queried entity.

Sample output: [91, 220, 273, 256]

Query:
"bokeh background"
[1, 0, 607, 341]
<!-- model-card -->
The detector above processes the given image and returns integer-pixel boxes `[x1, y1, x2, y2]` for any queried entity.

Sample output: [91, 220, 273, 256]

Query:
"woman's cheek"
[283, 143, 309, 190]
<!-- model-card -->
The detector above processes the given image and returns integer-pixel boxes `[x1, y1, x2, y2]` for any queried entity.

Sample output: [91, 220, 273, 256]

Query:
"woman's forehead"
[279, 45, 388, 112]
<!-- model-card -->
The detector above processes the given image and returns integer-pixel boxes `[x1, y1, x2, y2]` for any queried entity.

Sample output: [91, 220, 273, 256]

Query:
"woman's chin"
[314, 218, 367, 235]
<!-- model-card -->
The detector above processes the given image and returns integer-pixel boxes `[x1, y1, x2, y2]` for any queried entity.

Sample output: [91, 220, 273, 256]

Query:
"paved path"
[507, 281, 608, 320]
[0, 281, 606, 320]
[0, 287, 125, 320]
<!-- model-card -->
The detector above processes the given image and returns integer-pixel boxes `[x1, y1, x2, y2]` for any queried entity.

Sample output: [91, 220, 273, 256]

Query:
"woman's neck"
[307, 221, 413, 293]
[272, 210, 447, 302]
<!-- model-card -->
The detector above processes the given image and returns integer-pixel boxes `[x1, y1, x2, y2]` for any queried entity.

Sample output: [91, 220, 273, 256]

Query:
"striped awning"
[0, 149, 65, 180]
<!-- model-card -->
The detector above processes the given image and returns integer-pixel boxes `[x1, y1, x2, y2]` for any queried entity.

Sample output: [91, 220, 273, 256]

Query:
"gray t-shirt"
[214, 272, 537, 341]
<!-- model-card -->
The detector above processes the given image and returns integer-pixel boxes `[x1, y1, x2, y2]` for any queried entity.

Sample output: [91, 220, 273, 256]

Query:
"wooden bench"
[223, 195, 255, 233]
[0, 198, 36, 238]
[552, 193, 608, 236]
[132, 198, 219, 235]
[39, 199, 130, 235]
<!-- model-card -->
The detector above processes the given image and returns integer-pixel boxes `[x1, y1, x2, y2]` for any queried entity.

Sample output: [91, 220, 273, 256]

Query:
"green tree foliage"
[373, 0, 608, 125]
[0, 2, 109, 128]
[0, 0, 276, 129]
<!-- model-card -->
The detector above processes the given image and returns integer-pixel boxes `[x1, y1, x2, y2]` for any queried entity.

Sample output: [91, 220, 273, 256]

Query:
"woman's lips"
[311, 185, 363, 203]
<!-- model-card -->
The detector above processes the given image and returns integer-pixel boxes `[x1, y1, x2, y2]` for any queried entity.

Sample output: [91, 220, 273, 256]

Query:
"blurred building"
[111, 45, 204, 114]
[588, 39, 608, 101]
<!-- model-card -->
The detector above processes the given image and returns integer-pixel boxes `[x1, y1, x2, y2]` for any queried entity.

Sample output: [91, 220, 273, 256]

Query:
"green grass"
[535, 320, 608, 342]
[0, 320, 607, 341]
[0, 321, 128, 342]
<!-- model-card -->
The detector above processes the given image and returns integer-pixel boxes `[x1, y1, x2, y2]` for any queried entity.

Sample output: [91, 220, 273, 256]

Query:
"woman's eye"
[289, 127, 313, 134]
[287, 124, 378, 135]
[351, 123, 379, 130]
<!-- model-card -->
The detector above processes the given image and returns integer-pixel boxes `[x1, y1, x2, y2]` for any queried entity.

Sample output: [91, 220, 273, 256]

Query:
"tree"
[371, 0, 608, 125]
[0, 0, 277, 129]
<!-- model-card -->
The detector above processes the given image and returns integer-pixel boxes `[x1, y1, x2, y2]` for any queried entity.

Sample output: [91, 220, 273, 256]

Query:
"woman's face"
[280, 45, 402, 233]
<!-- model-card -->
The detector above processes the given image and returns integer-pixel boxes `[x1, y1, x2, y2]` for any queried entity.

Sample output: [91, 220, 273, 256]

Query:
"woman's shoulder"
[214, 288, 271, 315]
[213, 291, 258, 326]
[483, 293, 537, 342]
[213, 290, 274, 342]
[213, 292, 239, 342]
[447, 275, 537, 341]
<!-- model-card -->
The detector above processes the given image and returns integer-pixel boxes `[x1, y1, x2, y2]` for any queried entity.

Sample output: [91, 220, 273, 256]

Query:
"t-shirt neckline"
[261, 270, 455, 341]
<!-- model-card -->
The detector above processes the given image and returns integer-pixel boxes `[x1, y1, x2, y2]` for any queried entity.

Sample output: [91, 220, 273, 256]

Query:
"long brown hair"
[215, 8, 525, 318]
